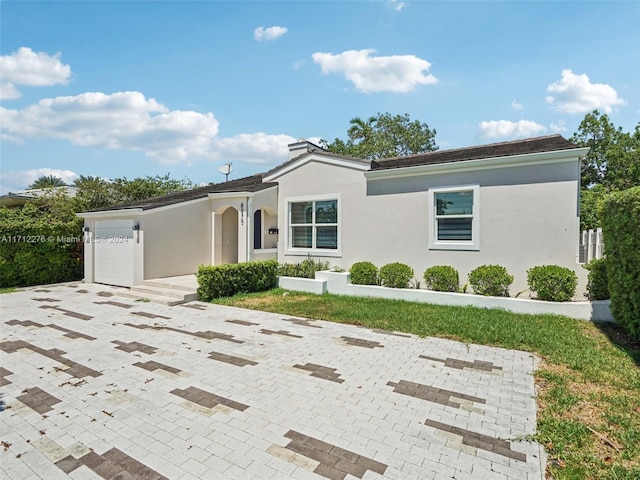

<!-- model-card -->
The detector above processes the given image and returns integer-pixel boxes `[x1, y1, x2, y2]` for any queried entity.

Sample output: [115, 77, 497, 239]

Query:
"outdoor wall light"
[132, 224, 140, 231]
[82, 227, 90, 233]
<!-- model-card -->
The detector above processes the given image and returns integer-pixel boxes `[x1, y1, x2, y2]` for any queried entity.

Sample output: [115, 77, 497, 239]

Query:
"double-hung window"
[428, 185, 479, 250]
[288, 195, 339, 254]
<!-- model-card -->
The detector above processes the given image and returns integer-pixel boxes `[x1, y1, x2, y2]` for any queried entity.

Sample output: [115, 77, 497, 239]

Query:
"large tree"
[571, 110, 640, 229]
[571, 110, 640, 190]
[28, 175, 67, 189]
[321, 112, 438, 159]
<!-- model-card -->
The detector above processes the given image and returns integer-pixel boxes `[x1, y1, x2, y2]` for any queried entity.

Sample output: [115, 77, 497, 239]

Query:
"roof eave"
[365, 147, 590, 180]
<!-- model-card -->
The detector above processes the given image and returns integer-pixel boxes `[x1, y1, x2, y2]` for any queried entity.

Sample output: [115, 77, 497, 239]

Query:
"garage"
[94, 219, 135, 287]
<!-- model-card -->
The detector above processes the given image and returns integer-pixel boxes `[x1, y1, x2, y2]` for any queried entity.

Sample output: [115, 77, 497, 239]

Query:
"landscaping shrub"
[600, 186, 640, 339]
[585, 258, 609, 300]
[349, 261, 379, 285]
[197, 260, 278, 301]
[527, 265, 578, 302]
[277, 258, 329, 279]
[468, 264, 513, 297]
[423, 265, 459, 292]
[0, 202, 83, 288]
[379, 262, 414, 288]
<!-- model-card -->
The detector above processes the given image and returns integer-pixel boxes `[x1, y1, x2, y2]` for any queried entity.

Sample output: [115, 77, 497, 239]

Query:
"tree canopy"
[321, 112, 438, 159]
[28, 175, 67, 189]
[570, 110, 640, 190]
[571, 110, 640, 230]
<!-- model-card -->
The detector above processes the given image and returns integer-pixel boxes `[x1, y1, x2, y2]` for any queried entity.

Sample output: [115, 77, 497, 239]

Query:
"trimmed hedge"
[600, 186, 640, 339]
[468, 265, 513, 297]
[277, 259, 329, 279]
[350, 261, 379, 285]
[0, 203, 83, 287]
[379, 262, 414, 288]
[585, 258, 609, 300]
[527, 265, 578, 302]
[197, 260, 278, 301]
[423, 265, 459, 292]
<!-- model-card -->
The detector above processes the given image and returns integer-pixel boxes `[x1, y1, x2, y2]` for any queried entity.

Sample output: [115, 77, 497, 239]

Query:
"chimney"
[287, 139, 325, 160]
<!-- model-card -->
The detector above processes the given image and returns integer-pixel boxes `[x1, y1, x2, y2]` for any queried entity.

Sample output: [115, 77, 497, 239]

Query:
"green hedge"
[585, 258, 609, 300]
[423, 265, 459, 292]
[277, 258, 329, 279]
[468, 264, 513, 297]
[527, 265, 578, 302]
[600, 187, 640, 339]
[379, 262, 414, 288]
[0, 203, 83, 287]
[350, 261, 379, 285]
[197, 260, 278, 301]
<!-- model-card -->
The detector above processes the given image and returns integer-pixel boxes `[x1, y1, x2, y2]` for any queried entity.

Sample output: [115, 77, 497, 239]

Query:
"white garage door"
[94, 219, 135, 287]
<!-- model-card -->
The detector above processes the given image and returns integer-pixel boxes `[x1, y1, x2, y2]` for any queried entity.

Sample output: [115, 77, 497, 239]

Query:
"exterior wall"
[274, 157, 587, 297]
[141, 199, 212, 279]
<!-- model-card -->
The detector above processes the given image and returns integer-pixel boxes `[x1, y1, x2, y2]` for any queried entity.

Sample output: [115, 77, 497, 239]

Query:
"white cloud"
[546, 69, 624, 114]
[1, 90, 300, 170]
[254, 26, 288, 41]
[550, 119, 567, 132]
[0, 91, 220, 164]
[212, 133, 297, 165]
[0, 168, 78, 194]
[387, 0, 405, 11]
[311, 49, 438, 93]
[0, 47, 72, 100]
[511, 99, 523, 111]
[477, 120, 547, 139]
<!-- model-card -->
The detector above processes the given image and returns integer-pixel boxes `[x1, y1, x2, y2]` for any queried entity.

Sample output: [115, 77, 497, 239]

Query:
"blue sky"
[1, 0, 638, 193]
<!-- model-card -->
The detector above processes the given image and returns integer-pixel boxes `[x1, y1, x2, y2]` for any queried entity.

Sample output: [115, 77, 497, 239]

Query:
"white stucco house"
[78, 135, 590, 295]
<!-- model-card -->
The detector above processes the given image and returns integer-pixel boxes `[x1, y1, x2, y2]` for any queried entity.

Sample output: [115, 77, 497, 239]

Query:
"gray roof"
[86, 174, 276, 212]
[370, 135, 579, 171]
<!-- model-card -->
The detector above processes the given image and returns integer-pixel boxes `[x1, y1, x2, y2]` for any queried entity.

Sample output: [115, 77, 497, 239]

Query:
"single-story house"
[78, 134, 590, 295]
[0, 186, 78, 208]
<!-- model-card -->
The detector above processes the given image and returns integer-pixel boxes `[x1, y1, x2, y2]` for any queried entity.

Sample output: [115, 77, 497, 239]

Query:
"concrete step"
[130, 285, 197, 300]
[142, 280, 198, 293]
[119, 283, 199, 306]
[117, 290, 188, 306]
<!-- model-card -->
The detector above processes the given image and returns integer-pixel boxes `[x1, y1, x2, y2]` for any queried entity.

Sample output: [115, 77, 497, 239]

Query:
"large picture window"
[428, 185, 479, 250]
[288, 197, 339, 253]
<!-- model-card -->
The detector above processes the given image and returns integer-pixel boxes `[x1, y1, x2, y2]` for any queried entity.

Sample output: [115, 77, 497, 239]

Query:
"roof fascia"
[364, 147, 590, 181]
[77, 208, 144, 219]
[263, 154, 370, 182]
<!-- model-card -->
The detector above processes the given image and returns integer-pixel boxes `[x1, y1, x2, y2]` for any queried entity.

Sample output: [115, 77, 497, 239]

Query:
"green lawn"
[213, 289, 640, 480]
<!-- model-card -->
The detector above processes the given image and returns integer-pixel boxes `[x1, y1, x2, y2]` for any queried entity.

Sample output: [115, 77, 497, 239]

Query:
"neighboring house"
[0, 186, 78, 208]
[78, 135, 589, 295]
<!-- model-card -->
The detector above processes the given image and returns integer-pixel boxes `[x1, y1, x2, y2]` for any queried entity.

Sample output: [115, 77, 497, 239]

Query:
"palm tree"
[347, 116, 376, 142]
[28, 175, 67, 189]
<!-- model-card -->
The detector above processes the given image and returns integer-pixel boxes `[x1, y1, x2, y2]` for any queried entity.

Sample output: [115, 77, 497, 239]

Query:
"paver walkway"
[0, 283, 545, 479]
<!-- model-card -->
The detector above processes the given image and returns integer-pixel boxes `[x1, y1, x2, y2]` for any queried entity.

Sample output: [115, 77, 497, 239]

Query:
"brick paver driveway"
[1, 283, 545, 479]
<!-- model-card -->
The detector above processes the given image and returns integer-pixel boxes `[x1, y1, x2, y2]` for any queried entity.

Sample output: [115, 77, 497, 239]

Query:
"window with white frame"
[288, 196, 339, 253]
[428, 185, 479, 250]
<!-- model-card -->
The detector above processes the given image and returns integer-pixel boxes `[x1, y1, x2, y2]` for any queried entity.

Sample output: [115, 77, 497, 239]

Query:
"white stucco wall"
[141, 199, 212, 279]
[273, 155, 587, 297]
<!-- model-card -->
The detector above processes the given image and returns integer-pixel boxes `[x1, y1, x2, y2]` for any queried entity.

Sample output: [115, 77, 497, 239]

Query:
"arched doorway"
[221, 207, 238, 264]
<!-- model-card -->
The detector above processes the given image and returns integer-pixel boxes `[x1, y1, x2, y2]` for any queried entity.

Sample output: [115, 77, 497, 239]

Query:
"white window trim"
[285, 193, 341, 257]
[428, 185, 480, 251]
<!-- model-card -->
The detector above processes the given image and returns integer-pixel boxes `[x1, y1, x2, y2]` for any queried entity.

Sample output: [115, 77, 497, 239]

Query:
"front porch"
[118, 274, 199, 306]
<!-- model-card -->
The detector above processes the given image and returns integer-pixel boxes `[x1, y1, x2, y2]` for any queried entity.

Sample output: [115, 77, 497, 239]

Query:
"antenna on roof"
[217, 163, 233, 182]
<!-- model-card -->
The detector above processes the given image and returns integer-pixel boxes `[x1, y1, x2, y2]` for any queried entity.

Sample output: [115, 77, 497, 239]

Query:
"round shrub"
[527, 265, 578, 302]
[585, 257, 609, 300]
[349, 261, 378, 285]
[379, 262, 414, 288]
[468, 265, 513, 297]
[423, 265, 459, 292]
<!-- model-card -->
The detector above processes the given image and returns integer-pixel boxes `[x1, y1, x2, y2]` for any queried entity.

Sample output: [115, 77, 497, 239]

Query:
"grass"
[213, 288, 640, 480]
[0, 287, 17, 294]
